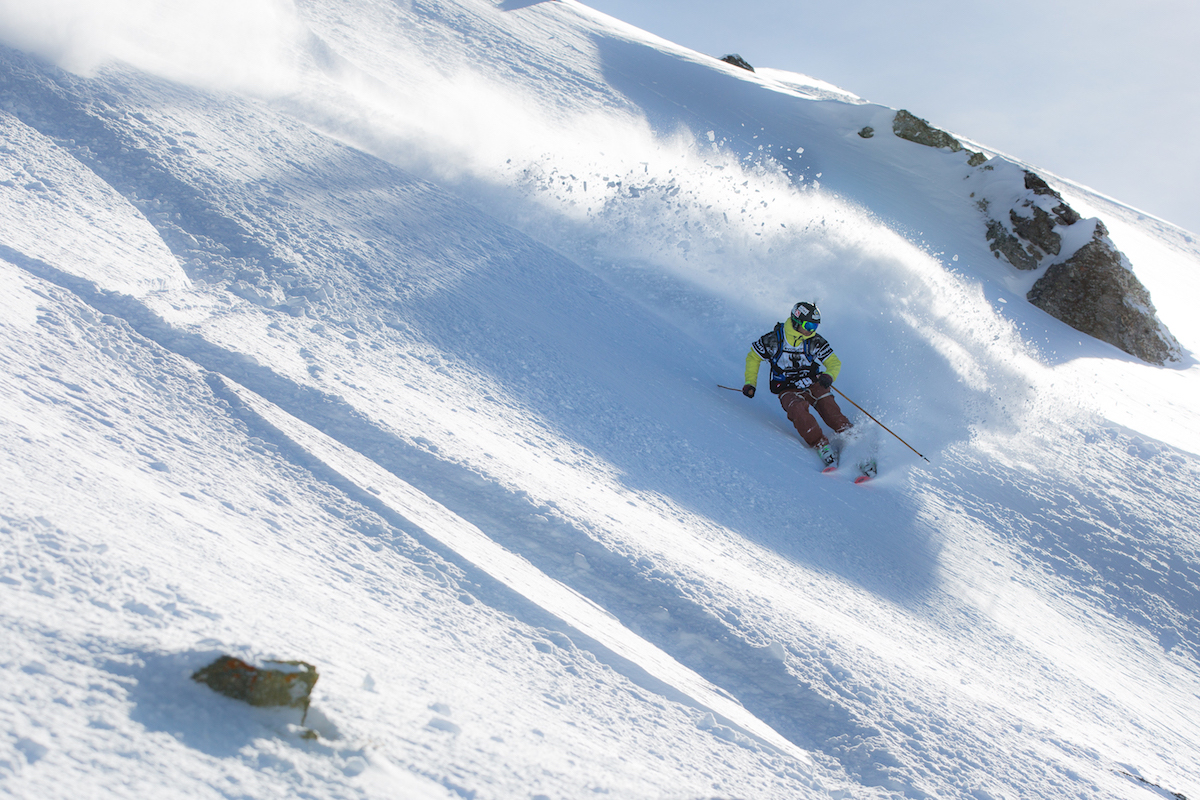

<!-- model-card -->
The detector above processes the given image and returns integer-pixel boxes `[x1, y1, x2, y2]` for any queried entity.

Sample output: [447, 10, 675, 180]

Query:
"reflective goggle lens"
[793, 317, 818, 332]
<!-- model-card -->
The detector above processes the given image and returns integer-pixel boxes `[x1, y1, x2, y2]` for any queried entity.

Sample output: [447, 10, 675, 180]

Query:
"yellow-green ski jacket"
[745, 319, 842, 391]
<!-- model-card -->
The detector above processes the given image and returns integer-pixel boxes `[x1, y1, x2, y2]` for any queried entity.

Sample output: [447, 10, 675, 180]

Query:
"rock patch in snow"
[192, 656, 320, 721]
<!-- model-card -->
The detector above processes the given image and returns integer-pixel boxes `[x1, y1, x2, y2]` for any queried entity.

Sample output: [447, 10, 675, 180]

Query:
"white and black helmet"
[790, 301, 821, 332]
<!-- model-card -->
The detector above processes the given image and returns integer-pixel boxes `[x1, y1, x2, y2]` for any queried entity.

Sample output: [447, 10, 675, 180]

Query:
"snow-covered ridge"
[2, 1, 1199, 798]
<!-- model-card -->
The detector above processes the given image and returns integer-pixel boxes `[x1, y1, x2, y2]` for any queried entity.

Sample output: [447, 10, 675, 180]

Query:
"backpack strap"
[768, 323, 819, 389]
[768, 323, 787, 380]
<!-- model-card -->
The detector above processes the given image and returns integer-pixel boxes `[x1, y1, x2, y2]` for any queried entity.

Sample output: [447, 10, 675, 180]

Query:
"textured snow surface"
[2, 1, 1199, 798]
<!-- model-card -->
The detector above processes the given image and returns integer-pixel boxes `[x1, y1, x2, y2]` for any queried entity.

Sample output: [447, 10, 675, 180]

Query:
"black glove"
[742, 384, 756, 398]
[816, 373, 833, 388]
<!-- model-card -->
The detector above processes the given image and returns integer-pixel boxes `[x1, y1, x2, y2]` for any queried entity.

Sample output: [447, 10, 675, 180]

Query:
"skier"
[741, 301, 852, 467]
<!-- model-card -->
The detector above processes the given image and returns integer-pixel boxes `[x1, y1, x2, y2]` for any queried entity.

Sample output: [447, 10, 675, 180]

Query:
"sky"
[581, 0, 1200, 237]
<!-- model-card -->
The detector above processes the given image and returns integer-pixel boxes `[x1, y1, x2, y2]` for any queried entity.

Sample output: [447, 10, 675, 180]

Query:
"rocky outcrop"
[880, 108, 1180, 365]
[973, 167, 1180, 363]
[1028, 223, 1182, 365]
[193, 655, 320, 722]
[985, 217, 1038, 270]
[1010, 207, 1060, 258]
[719, 54, 754, 72]
[1024, 172, 1082, 226]
[892, 110, 988, 166]
[981, 171, 1081, 269]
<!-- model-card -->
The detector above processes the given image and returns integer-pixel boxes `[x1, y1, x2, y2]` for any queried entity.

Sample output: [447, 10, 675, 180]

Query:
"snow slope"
[2, 1, 1199, 798]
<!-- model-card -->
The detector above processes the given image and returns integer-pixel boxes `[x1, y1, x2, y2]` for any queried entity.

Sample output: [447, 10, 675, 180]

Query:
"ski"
[823, 458, 876, 482]
[853, 458, 878, 484]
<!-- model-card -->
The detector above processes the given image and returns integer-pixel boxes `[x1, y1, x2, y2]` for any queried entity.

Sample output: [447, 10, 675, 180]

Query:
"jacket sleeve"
[744, 350, 763, 386]
[822, 351, 842, 382]
[745, 329, 776, 386]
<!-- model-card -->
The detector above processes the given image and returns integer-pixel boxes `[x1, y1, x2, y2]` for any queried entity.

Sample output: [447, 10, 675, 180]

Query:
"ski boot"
[817, 441, 837, 471]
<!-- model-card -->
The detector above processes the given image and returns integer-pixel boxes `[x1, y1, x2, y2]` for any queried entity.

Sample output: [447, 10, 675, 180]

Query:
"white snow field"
[2, 1, 1199, 798]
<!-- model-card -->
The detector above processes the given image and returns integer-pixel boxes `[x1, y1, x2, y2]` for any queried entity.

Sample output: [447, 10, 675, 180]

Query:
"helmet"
[789, 301, 820, 333]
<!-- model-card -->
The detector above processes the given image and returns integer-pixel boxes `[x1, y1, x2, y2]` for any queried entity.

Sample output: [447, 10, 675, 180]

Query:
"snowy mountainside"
[3, 0, 1200, 799]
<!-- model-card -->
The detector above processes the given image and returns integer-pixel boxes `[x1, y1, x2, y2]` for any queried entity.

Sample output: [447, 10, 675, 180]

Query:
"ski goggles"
[792, 317, 819, 333]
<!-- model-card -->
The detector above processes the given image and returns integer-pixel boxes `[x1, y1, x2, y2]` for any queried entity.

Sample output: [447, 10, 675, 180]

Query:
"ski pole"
[831, 385, 930, 463]
[717, 384, 744, 392]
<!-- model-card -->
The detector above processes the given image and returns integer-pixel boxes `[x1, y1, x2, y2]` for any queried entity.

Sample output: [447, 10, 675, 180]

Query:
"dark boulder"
[1021, 172, 1081, 225]
[986, 218, 1039, 270]
[979, 168, 1179, 363]
[719, 54, 754, 72]
[893, 109, 963, 151]
[1024, 171, 1061, 197]
[193, 655, 320, 721]
[1010, 206, 1061, 259]
[984, 170, 1077, 271]
[892, 110, 987, 165]
[1027, 225, 1182, 365]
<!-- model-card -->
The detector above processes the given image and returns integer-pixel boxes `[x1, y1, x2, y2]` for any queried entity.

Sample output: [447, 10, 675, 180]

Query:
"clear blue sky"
[581, 0, 1200, 237]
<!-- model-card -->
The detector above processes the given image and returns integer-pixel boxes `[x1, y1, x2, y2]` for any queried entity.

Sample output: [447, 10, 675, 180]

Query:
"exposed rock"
[879, 105, 1179, 366]
[858, 126, 875, 139]
[1024, 171, 1061, 197]
[1010, 206, 1061, 258]
[893, 109, 962, 151]
[1028, 228, 1182, 365]
[1052, 203, 1081, 226]
[1021, 172, 1080, 224]
[978, 166, 1180, 363]
[719, 54, 754, 72]
[986, 219, 1038, 270]
[193, 655, 320, 721]
[892, 109, 987, 165]
[984, 170, 1077, 271]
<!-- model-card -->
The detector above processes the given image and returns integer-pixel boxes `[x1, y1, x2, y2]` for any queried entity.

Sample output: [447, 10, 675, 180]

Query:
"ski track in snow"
[3, 1, 1200, 798]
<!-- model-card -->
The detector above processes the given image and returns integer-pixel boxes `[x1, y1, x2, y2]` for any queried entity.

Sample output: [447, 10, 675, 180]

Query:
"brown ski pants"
[778, 385, 852, 448]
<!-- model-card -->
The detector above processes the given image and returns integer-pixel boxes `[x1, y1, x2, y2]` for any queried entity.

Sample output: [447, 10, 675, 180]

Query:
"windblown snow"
[2, 1, 1198, 799]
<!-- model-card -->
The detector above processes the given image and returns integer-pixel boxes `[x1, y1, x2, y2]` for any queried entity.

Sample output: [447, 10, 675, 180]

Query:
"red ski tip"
[853, 474, 873, 484]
